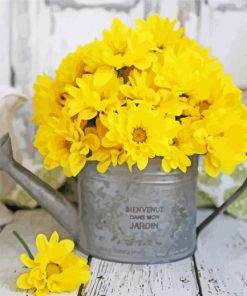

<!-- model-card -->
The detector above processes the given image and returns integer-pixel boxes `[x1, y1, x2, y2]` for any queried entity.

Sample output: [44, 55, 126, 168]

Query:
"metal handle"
[197, 176, 247, 235]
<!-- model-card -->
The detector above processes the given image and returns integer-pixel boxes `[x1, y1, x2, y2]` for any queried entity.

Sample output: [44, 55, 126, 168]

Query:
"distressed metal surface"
[78, 158, 198, 263]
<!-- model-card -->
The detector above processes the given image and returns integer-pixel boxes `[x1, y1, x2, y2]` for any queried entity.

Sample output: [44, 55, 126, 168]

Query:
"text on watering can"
[126, 206, 165, 230]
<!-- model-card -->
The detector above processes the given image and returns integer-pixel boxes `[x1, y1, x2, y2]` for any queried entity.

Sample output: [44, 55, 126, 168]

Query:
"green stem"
[13, 230, 34, 259]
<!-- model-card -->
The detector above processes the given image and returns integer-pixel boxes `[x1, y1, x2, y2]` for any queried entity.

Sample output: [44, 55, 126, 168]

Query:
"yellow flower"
[32, 75, 64, 125]
[162, 118, 205, 173]
[123, 30, 157, 70]
[16, 231, 90, 296]
[185, 71, 242, 119]
[80, 40, 106, 73]
[194, 107, 247, 177]
[101, 18, 132, 69]
[34, 115, 99, 177]
[33, 46, 88, 126]
[101, 103, 176, 171]
[65, 71, 123, 120]
[154, 46, 216, 100]
[87, 118, 126, 173]
[120, 68, 160, 105]
[136, 13, 184, 49]
[101, 18, 157, 70]
[55, 46, 85, 85]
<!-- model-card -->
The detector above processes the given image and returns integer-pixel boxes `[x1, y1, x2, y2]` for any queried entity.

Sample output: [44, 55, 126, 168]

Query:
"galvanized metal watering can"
[0, 134, 246, 264]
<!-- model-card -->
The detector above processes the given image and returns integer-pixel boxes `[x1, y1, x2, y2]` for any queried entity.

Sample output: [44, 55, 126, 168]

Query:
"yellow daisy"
[86, 118, 126, 173]
[194, 107, 247, 176]
[123, 31, 157, 70]
[55, 46, 85, 85]
[101, 18, 132, 69]
[101, 102, 176, 171]
[16, 231, 90, 296]
[32, 74, 64, 125]
[120, 68, 160, 105]
[136, 13, 184, 49]
[34, 115, 99, 177]
[162, 118, 206, 173]
[65, 71, 123, 120]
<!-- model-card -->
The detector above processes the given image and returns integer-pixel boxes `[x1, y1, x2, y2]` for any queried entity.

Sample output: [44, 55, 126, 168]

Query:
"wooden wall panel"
[198, 0, 247, 89]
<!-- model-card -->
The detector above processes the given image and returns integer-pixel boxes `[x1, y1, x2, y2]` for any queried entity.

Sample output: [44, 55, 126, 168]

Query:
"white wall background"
[1, 0, 247, 98]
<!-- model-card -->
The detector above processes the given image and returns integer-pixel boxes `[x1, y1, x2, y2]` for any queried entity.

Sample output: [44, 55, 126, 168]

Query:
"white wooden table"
[0, 209, 247, 296]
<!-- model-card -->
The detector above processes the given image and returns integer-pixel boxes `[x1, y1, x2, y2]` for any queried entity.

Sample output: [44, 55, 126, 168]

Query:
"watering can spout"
[0, 134, 79, 240]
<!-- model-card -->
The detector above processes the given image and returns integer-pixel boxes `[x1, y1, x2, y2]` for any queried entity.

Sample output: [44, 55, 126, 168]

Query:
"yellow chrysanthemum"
[65, 71, 123, 120]
[162, 118, 206, 173]
[123, 30, 157, 70]
[34, 115, 99, 176]
[136, 14, 184, 49]
[55, 46, 85, 85]
[16, 231, 90, 296]
[86, 118, 126, 173]
[194, 107, 247, 177]
[153, 46, 219, 103]
[120, 68, 188, 116]
[80, 40, 106, 73]
[32, 75, 64, 124]
[101, 18, 157, 70]
[120, 68, 160, 105]
[101, 102, 177, 170]
[101, 18, 132, 69]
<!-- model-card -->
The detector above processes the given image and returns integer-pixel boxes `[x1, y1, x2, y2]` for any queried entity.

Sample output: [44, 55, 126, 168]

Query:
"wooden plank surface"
[84, 257, 198, 296]
[0, 209, 199, 296]
[195, 212, 247, 296]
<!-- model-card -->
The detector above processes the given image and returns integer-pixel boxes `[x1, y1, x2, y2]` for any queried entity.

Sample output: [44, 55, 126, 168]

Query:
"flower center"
[179, 93, 189, 98]
[118, 66, 134, 83]
[172, 137, 179, 146]
[132, 127, 147, 143]
[64, 140, 71, 150]
[46, 263, 62, 277]
[198, 100, 210, 113]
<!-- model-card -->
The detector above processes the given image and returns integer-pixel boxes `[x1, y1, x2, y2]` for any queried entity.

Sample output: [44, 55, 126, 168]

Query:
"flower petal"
[58, 239, 75, 253]
[94, 66, 115, 89]
[49, 231, 59, 244]
[36, 234, 49, 252]
[50, 266, 90, 292]
[20, 254, 35, 268]
[16, 273, 33, 290]
[35, 288, 50, 296]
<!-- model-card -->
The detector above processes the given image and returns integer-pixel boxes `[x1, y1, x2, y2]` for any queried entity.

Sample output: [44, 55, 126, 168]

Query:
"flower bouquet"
[33, 14, 247, 178]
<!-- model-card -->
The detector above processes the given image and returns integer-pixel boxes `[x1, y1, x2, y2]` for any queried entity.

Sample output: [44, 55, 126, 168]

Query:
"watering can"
[0, 133, 246, 264]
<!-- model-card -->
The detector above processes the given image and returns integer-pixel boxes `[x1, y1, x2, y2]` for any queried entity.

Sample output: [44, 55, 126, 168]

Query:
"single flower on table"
[16, 231, 90, 296]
